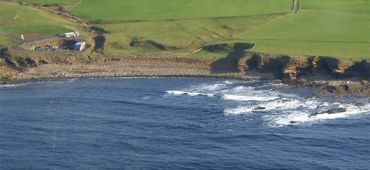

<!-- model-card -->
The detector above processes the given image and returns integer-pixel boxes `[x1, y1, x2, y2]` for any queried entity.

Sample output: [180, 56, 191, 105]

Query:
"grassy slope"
[66, 0, 291, 56]
[0, 2, 84, 46]
[235, 0, 370, 59]
[102, 15, 286, 56]
[14, 0, 370, 59]
[70, 0, 290, 21]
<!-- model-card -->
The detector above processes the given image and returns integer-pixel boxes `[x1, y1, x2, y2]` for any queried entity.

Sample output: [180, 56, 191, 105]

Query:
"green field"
[0, 1, 85, 47]
[234, 0, 370, 59]
[22, 0, 290, 21]
[8, 0, 370, 59]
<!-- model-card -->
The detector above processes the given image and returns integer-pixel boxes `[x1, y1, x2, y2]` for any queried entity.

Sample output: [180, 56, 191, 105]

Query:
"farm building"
[62, 32, 80, 38]
[16, 36, 87, 52]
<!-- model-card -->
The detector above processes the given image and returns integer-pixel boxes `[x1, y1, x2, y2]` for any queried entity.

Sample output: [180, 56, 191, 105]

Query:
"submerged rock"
[255, 106, 266, 110]
[282, 99, 291, 103]
[253, 106, 266, 112]
[355, 102, 366, 107]
[327, 108, 346, 114]
[310, 107, 347, 117]
[289, 121, 300, 124]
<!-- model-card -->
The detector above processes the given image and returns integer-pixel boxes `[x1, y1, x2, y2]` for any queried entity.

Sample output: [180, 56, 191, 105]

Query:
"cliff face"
[243, 52, 370, 81]
[239, 53, 370, 97]
[1, 47, 369, 97]
[1, 47, 369, 81]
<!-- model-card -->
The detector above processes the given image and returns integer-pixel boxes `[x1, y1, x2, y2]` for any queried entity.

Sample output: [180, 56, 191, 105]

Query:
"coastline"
[1, 55, 369, 98]
[0, 56, 255, 84]
[1, 1, 368, 97]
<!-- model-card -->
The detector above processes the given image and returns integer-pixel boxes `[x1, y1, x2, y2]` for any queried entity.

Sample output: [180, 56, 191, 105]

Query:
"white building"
[63, 32, 80, 38]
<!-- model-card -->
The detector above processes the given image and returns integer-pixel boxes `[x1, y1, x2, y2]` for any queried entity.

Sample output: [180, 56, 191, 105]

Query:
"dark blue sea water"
[1, 78, 370, 169]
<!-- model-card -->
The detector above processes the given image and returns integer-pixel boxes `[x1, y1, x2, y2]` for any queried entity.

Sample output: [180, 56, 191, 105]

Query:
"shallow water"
[1, 78, 369, 169]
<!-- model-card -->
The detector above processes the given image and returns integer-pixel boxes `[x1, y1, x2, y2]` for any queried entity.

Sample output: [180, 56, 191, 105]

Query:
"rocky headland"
[0, 47, 369, 97]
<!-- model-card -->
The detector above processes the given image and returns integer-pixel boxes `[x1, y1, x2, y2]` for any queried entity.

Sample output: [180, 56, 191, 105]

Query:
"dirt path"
[292, 0, 301, 13]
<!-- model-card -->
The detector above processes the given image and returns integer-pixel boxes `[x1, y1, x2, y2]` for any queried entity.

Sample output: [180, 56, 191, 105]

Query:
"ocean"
[1, 78, 369, 169]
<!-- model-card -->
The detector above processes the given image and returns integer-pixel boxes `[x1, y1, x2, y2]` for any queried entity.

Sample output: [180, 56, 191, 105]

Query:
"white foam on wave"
[221, 85, 284, 102]
[165, 90, 214, 97]
[228, 86, 255, 93]
[193, 83, 227, 91]
[223, 94, 280, 102]
[223, 89, 370, 127]
[313, 104, 370, 120]
[265, 102, 370, 127]
[259, 99, 300, 110]
[165, 80, 370, 127]
[223, 97, 304, 116]
[260, 98, 320, 111]
[224, 106, 254, 116]
[165, 80, 237, 98]
[0, 84, 25, 88]
[0, 79, 78, 89]
[257, 82, 287, 89]
[49, 78, 78, 84]
[223, 80, 235, 85]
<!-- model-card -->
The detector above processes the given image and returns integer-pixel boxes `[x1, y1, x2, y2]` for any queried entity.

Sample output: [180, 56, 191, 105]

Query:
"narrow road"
[292, 0, 301, 13]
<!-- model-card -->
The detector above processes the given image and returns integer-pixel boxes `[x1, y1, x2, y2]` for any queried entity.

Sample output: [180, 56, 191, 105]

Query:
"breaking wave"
[165, 80, 236, 97]
[165, 90, 214, 97]
[165, 80, 370, 127]
[224, 106, 254, 116]
[223, 94, 280, 102]
[0, 84, 25, 88]
[265, 101, 370, 127]
[0, 78, 79, 89]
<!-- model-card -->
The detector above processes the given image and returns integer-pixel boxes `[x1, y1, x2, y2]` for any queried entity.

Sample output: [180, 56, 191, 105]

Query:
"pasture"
[10, 0, 370, 59]
[0, 1, 85, 47]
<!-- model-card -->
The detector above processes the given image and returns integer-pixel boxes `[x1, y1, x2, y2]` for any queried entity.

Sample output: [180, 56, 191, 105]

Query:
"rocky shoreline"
[283, 79, 370, 98]
[1, 2, 368, 98]
[0, 56, 256, 84]
[1, 51, 369, 97]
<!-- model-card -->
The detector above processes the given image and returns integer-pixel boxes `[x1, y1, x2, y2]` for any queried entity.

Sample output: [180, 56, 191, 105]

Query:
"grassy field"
[23, 0, 290, 21]
[233, 0, 370, 59]
[9, 0, 370, 59]
[0, 1, 85, 47]
[102, 14, 286, 56]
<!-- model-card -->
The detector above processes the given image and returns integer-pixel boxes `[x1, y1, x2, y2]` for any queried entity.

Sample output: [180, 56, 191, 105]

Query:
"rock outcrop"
[310, 108, 346, 117]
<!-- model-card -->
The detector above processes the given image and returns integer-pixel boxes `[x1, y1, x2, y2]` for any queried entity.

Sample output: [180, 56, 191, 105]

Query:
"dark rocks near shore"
[310, 107, 346, 117]
[289, 121, 300, 124]
[327, 108, 346, 114]
[253, 106, 266, 112]
[243, 53, 370, 97]
[345, 60, 370, 78]
[355, 102, 366, 107]
[312, 81, 370, 98]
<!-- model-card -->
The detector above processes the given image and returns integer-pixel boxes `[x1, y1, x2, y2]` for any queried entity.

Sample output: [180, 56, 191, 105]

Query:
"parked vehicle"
[62, 32, 80, 38]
